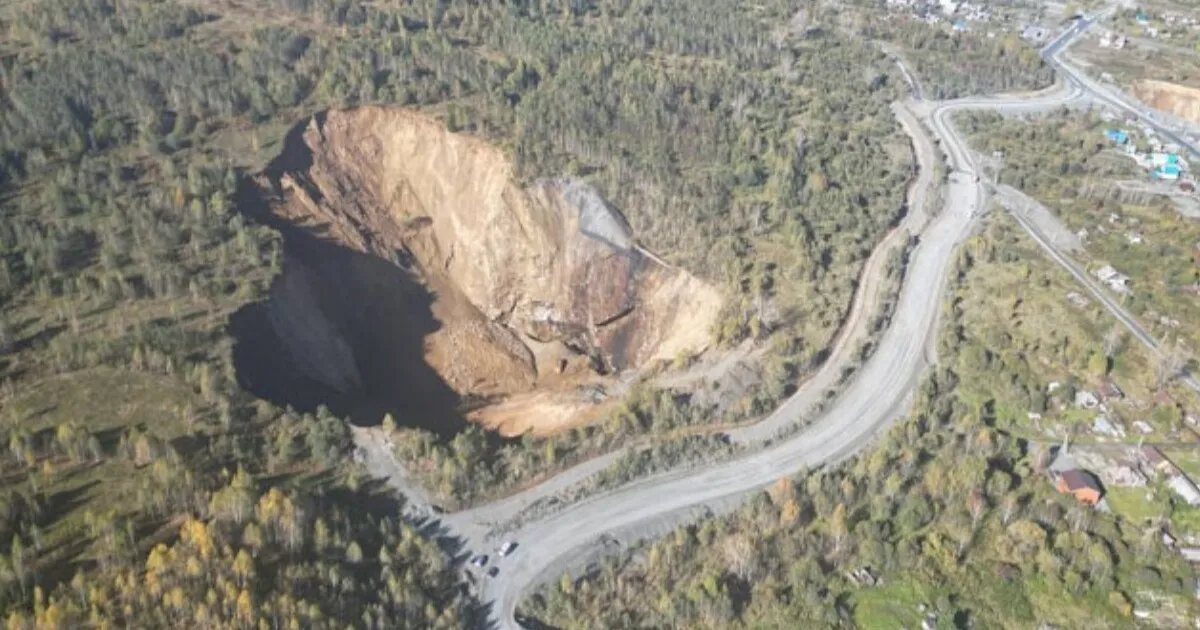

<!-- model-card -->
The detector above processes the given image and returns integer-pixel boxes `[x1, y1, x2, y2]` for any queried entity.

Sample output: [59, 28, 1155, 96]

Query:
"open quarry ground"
[1133, 80, 1200, 125]
[233, 108, 722, 437]
[1068, 38, 1200, 130]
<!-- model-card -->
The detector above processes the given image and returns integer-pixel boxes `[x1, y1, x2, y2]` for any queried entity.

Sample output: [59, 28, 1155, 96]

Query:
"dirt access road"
[352, 99, 946, 533]
[476, 81, 1087, 627]
[352, 96, 948, 538]
[352, 25, 1095, 630]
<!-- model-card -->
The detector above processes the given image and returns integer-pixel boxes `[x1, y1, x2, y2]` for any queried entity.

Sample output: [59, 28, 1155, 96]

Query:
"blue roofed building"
[1154, 164, 1183, 180]
[1104, 129, 1129, 144]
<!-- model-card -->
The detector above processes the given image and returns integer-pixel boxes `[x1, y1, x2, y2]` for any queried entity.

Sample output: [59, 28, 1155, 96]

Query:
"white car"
[498, 541, 518, 557]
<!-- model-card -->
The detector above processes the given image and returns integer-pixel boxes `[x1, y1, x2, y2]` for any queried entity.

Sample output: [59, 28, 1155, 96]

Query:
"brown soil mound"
[1132, 80, 1200, 125]
[250, 107, 721, 436]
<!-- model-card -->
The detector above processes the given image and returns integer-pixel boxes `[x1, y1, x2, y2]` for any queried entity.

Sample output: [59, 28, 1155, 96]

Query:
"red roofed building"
[1056, 469, 1104, 505]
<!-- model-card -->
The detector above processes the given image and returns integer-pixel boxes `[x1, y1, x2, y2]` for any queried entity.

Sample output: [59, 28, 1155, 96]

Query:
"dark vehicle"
[471, 554, 488, 567]
[487, 566, 500, 578]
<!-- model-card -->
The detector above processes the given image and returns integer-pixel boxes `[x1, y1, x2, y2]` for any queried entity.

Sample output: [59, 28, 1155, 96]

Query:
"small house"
[1154, 165, 1182, 181]
[1056, 469, 1104, 505]
[1104, 129, 1129, 144]
[1143, 445, 1170, 471]
[1095, 265, 1131, 294]
[1075, 390, 1101, 409]
[1092, 415, 1126, 438]
[1149, 153, 1182, 169]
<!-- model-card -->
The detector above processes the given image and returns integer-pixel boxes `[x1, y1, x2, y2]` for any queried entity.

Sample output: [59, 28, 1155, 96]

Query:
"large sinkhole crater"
[232, 107, 722, 437]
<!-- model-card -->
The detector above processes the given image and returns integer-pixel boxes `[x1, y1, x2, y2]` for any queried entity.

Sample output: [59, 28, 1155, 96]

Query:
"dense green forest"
[1, 0, 921, 511]
[845, 2, 1055, 99]
[0, 0, 1075, 622]
[0, 0, 921, 621]
[521, 217, 1199, 629]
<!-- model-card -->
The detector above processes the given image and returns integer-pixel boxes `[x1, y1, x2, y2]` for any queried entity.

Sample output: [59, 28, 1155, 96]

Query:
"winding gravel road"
[477, 80, 1091, 630]
[353, 12, 1178, 628]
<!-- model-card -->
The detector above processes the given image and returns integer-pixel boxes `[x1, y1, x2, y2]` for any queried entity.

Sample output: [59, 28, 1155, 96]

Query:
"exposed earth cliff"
[1132, 80, 1200, 125]
[243, 107, 721, 436]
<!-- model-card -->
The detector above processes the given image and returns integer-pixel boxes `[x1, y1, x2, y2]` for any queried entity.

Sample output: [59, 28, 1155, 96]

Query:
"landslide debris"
[242, 107, 721, 436]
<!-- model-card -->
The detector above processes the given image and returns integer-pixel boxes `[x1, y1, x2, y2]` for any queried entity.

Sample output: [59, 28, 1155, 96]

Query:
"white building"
[1096, 265, 1132, 295]
[1093, 415, 1126, 438]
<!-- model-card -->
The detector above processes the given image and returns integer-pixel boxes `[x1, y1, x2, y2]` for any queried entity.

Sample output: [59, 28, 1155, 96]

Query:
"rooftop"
[1059, 469, 1103, 493]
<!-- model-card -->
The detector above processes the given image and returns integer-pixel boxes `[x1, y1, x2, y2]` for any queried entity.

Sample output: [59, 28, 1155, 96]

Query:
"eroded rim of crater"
[238, 107, 723, 437]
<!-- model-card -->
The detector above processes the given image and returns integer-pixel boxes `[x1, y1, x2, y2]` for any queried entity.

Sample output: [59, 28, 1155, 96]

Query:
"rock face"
[1132, 80, 1200, 125]
[255, 107, 721, 435]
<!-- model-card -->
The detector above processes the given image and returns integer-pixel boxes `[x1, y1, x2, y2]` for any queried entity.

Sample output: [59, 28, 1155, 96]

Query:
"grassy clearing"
[1105, 485, 1168, 524]
[1072, 38, 1200, 89]
[2, 368, 206, 542]
[6, 367, 204, 438]
[852, 580, 943, 628]
[1163, 449, 1200, 479]
[949, 215, 1169, 434]
[961, 109, 1200, 354]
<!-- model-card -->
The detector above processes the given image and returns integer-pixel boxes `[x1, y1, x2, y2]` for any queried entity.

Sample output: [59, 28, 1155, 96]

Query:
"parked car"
[471, 554, 488, 567]
[487, 567, 500, 578]
[498, 541, 518, 557]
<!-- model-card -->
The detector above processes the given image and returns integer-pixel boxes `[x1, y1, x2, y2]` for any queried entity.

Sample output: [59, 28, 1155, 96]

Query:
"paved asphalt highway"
[1043, 11, 1200, 159]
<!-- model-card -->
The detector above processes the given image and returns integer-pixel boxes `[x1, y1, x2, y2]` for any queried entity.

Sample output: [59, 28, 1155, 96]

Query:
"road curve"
[481, 85, 1089, 629]
[1044, 11, 1200, 159]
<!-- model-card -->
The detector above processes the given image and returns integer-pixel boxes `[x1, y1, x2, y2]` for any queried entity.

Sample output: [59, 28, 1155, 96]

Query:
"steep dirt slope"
[1133, 80, 1200, 125]
[251, 107, 721, 436]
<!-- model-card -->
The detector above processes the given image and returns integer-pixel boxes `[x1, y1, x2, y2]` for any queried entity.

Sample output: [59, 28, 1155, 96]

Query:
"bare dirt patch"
[1132, 80, 1200, 125]
[234, 107, 722, 437]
